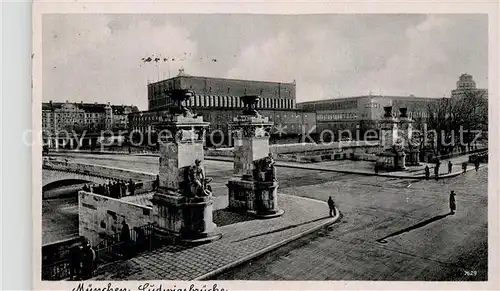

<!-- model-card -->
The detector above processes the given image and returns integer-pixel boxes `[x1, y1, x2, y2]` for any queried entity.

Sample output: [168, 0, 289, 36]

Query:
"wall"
[206, 141, 381, 159]
[78, 191, 152, 246]
[42, 237, 82, 265]
[179, 76, 296, 101]
[148, 76, 296, 111]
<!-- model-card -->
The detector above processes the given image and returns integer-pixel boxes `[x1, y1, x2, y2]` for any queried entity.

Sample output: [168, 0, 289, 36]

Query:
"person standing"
[434, 165, 439, 179]
[424, 165, 430, 179]
[448, 161, 453, 174]
[80, 239, 95, 280]
[449, 191, 456, 215]
[462, 162, 467, 174]
[68, 240, 83, 280]
[120, 220, 132, 258]
[475, 160, 480, 172]
[327, 196, 336, 217]
[128, 179, 135, 195]
[153, 175, 160, 191]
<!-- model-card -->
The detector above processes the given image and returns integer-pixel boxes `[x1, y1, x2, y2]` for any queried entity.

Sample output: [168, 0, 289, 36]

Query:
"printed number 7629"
[464, 270, 477, 276]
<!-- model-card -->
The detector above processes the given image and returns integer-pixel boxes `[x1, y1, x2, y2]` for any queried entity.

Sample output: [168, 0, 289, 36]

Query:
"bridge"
[42, 158, 156, 198]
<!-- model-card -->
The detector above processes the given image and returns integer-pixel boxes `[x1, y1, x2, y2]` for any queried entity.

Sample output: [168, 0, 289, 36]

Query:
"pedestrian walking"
[462, 162, 467, 174]
[424, 165, 430, 179]
[448, 161, 453, 174]
[475, 160, 480, 172]
[434, 165, 439, 179]
[327, 196, 336, 217]
[449, 191, 456, 215]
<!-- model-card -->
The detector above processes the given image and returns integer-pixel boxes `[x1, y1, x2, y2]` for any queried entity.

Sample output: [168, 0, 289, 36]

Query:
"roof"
[297, 95, 442, 105]
[148, 75, 296, 87]
[42, 102, 139, 113]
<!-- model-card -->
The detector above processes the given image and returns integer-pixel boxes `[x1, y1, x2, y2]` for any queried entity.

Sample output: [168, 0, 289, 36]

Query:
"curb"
[193, 206, 341, 281]
[205, 157, 486, 180]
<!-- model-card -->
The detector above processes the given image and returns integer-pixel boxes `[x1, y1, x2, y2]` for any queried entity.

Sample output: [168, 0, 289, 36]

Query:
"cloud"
[43, 14, 487, 108]
[225, 14, 487, 101]
[43, 15, 200, 109]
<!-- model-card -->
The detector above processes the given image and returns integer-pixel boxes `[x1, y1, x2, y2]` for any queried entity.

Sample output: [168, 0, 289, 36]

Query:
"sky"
[42, 14, 488, 110]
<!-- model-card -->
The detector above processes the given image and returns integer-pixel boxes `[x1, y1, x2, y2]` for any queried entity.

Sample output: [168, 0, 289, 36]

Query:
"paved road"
[44, 153, 488, 281]
[213, 168, 488, 281]
[42, 153, 356, 243]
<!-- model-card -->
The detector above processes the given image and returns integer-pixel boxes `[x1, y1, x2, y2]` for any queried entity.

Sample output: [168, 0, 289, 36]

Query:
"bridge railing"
[42, 159, 155, 182]
[41, 223, 157, 281]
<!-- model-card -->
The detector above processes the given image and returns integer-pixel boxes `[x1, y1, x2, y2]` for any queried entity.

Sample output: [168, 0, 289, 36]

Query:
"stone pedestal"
[405, 149, 420, 166]
[226, 95, 284, 218]
[376, 151, 406, 171]
[152, 194, 220, 243]
[227, 178, 283, 218]
[151, 89, 221, 244]
[376, 106, 407, 171]
[398, 108, 420, 167]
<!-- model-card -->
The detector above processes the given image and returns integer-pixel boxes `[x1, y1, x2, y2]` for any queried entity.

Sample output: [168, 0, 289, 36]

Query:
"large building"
[451, 73, 488, 99]
[42, 101, 139, 148]
[130, 72, 315, 146]
[147, 71, 297, 111]
[297, 95, 440, 141]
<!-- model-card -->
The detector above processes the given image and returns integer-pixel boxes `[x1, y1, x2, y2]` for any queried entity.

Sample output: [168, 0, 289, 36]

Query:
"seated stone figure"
[253, 153, 277, 182]
[186, 159, 212, 197]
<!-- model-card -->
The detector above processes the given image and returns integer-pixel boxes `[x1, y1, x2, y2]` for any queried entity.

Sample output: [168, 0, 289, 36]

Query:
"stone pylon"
[226, 95, 284, 218]
[151, 89, 221, 244]
[376, 106, 406, 171]
[398, 107, 420, 166]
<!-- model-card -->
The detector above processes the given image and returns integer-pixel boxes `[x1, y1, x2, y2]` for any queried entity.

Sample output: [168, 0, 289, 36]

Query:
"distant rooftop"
[42, 101, 139, 113]
[297, 95, 443, 105]
[148, 73, 296, 87]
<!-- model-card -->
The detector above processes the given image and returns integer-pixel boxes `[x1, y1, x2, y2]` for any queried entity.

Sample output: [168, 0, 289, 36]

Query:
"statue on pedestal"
[253, 153, 277, 182]
[187, 159, 212, 197]
[164, 88, 195, 117]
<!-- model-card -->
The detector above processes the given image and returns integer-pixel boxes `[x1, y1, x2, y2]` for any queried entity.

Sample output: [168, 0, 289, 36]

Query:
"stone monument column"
[376, 106, 406, 171]
[151, 89, 221, 244]
[227, 95, 284, 218]
[398, 108, 420, 166]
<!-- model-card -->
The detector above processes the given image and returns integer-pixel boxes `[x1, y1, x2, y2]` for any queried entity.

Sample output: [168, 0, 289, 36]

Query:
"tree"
[426, 90, 487, 154]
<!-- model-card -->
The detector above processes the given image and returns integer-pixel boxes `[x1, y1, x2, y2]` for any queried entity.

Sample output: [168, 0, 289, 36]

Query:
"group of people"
[68, 237, 96, 280]
[423, 159, 481, 179]
[82, 179, 137, 198]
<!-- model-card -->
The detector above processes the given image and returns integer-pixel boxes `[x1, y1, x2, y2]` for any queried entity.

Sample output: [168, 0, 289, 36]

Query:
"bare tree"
[426, 90, 487, 154]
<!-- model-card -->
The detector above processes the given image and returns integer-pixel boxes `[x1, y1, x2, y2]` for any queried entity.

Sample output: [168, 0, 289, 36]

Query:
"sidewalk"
[206, 153, 486, 180]
[90, 194, 339, 280]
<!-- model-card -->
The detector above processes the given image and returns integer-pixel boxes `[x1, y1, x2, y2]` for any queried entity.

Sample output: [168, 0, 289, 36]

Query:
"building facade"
[129, 108, 316, 145]
[147, 73, 296, 111]
[42, 101, 139, 148]
[451, 73, 488, 99]
[297, 95, 440, 141]
[129, 73, 314, 146]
